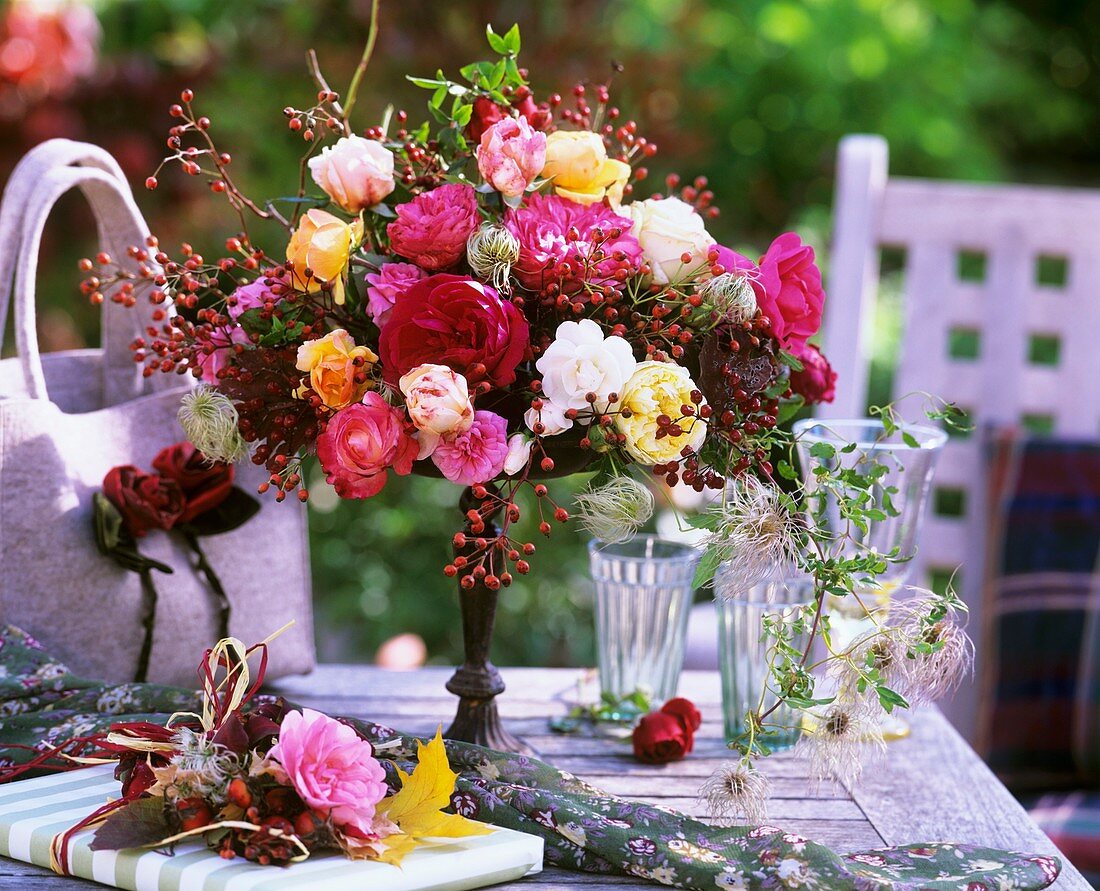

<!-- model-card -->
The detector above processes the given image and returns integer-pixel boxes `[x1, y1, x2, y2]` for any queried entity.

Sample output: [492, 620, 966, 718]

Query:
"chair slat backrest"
[819, 135, 1100, 739]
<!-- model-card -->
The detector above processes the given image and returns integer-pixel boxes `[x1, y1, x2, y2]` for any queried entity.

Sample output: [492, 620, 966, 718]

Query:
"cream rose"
[540, 131, 631, 206]
[614, 360, 707, 465]
[624, 197, 715, 285]
[308, 135, 396, 213]
[398, 363, 474, 458]
[503, 433, 534, 475]
[536, 319, 637, 415]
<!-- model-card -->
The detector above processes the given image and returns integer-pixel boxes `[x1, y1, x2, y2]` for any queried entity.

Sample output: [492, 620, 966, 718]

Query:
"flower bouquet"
[80, 6, 974, 808]
[80, 15, 832, 751]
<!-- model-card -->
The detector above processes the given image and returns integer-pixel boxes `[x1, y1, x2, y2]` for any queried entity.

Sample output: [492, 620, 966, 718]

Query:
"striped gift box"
[0, 765, 544, 890]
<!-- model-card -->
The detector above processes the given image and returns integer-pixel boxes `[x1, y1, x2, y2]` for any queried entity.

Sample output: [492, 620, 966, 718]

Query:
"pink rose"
[308, 134, 396, 213]
[194, 323, 250, 381]
[269, 708, 387, 839]
[504, 193, 642, 295]
[226, 275, 284, 321]
[378, 274, 529, 389]
[788, 341, 836, 405]
[399, 363, 474, 458]
[476, 116, 546, 198]
[431, 410, 509, 486]
[712, 235, 825, 347]
[316, 392, 418, 498]
[387, 183, 480, 271]
[757, 233, 825, 347]
[364, 262, 425, 327]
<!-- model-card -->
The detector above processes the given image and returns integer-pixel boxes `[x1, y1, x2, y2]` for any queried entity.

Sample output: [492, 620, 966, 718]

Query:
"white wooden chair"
[819, 134, 1100, 741]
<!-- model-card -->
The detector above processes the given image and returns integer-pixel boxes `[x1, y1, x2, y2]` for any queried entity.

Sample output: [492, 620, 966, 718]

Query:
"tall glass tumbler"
[716, 570, 814, 749]
[588, 536, 700, 702]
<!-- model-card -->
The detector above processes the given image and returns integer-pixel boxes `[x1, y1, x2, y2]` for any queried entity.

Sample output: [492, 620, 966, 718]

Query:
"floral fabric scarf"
[0, 626, 1061, 891]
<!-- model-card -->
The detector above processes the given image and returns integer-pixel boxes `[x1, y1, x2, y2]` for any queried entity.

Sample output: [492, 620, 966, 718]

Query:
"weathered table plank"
[0, 666, 1088, 889]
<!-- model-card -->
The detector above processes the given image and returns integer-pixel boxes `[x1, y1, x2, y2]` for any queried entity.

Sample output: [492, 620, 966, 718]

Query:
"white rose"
[503, 434, 533, 475]
[624, 196, 715, 285]
[308, 134, 396, 213]
[524, 401, 572, 436]
[535, 319, 637, 414]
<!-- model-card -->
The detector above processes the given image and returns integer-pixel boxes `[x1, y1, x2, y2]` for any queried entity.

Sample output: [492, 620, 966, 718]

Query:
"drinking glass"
[715, 570, 814, 750]
[588, 536, 700, 702]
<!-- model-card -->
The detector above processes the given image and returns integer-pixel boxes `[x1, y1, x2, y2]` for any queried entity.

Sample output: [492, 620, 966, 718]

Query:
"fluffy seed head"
[699, 272, 757, 324]
[178, 386, 250, 463]
[574, 475, 655, 544]
[796, 699, 884, 789]
[467, 223, 520, 293]
[698, 761, 770, 826]
[709, 475, 800, 595]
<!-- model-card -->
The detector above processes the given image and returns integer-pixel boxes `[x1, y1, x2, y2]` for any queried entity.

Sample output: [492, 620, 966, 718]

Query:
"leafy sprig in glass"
[693, 398, 974, 821]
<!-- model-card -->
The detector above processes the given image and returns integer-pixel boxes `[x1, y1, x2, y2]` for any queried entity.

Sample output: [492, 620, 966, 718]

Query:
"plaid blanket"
[980, 433, 1100, 793]
[1026, 791, 1100, 884]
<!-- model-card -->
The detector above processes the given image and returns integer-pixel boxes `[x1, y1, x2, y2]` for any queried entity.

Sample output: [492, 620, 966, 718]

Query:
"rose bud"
[632, 711, 693, 764]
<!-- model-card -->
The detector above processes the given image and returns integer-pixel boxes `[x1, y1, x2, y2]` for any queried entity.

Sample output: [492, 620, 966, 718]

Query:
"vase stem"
[443, 485, 536, 756]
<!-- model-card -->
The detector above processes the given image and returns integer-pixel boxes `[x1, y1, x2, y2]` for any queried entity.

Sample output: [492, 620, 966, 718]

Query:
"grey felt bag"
[0, 139, 315, 686]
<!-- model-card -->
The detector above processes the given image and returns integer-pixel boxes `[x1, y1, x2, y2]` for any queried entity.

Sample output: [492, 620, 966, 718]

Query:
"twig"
[342, 0, 381, 124]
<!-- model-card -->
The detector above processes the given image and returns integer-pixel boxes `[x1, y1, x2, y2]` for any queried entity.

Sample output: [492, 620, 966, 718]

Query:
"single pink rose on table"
[308, 134, 396, 213]
[788, 341, 836, 405]
[364, 262, 425, 327]
[387, 183, 480, 271]
[269, 708, 388, 840]
[399, 363, 474, 458]
[431, 410, 509, 486]
[316, 392, 418, 498]
[476, 116, 547, 198]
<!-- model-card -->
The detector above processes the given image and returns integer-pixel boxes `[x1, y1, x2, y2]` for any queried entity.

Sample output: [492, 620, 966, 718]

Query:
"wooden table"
[1, 666, 1089, 889]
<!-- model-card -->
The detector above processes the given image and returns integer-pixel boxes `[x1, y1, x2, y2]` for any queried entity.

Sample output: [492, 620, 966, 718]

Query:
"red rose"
[661, 697, 702, 736]
[379, 273, 530, 389]
[102, 465, 184, 537]
[467, 96, 505, 143]
[152, 442, 235, 524]
[788, 342, 836, 405]
[632, 711, 692, 764]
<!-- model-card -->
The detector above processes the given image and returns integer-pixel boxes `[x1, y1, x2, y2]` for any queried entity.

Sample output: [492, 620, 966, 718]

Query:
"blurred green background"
[3, 0, 1097, 667]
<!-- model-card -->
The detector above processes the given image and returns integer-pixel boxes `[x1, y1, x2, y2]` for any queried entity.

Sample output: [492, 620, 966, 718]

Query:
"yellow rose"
[540, 131, 631, 206]
[615, 360, 707, 465]
[286, 208, 363, 305]
[295, 328, 378, 410]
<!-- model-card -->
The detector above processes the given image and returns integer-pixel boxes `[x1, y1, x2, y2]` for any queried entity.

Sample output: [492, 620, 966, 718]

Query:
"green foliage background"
[7, 0, 1098, 666]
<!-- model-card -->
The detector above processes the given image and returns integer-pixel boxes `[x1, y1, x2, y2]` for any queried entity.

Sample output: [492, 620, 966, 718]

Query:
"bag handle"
[1, 139, 179, 404]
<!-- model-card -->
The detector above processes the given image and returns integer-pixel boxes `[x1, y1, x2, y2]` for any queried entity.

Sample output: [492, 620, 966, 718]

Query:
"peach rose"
[308, 134, 396, 213]
[540, 130, 631, 206]
[315, 392, 418, 498]
[286, 209, 362, 305]
[295, 329, 377, 410]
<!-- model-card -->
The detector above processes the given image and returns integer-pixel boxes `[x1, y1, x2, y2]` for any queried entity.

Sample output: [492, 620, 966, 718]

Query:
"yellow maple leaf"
[377, 727, 491, 851]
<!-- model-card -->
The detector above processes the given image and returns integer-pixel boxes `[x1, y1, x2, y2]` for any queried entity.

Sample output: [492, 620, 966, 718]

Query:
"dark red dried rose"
[152, 442, 235, 524]
[102, 465, 184, 537]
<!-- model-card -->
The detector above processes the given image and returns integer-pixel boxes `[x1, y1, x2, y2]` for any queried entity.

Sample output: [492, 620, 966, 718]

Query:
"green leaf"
[776, 459, 798, 480]
[693, 547, 722, 588]
[875, 685, 910, 714]
[685, 511, 720, 530]
[369, 202, 396, 219]
[180, 487, 261, 537]
[453, 103, 473, 127]
[485, 23, 509, 54]
[778, 349, 804, 372]
[776, 394, 805, 424]
[901, 431, 919, 448]
[502, 23, 521, 54]
[407, 76, 446, 90]
[90, 798, 170, 852]
[809, 441, 836, 460]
